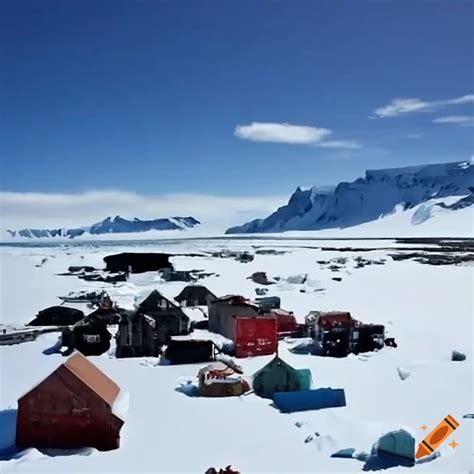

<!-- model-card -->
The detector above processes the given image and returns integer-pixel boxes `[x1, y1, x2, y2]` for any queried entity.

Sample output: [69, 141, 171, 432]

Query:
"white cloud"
[374, 94, 474, 118]
[433, 115, 474, 126]
[406, 133, 423, 139]
[234, 122, 360, 149]
[234, 122, 331, 144]
[0, 191, 287, 233]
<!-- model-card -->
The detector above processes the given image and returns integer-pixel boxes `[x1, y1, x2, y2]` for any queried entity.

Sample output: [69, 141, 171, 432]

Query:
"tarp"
[273, 388, 346, 413]
[296, 369, 312, 391]
[376, 429, 415, 461]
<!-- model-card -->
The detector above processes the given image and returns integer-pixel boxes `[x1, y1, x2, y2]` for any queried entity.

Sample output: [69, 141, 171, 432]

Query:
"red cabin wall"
[234, 317, 277, 358]
[318, 313, 353, 330]
[16, 366, 123, 451]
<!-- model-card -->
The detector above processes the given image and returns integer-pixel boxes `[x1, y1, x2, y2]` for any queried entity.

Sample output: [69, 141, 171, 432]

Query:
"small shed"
[350, 323, 385, 354]
[70, 320, 112, 356]
[28, 306, 85, 326]
[252, 356, 302, 398]
[115, 311, 161, 358]
[138, 290, 189, 334]
[16, 353, 124, 451]
[175, 285, 216, 307]
[208, 295, 261, 340]
[198, 362, 248, 397]
[116, 291, 189, 358]
[272, 309, 299, 334]
[163, 339, 215, 365]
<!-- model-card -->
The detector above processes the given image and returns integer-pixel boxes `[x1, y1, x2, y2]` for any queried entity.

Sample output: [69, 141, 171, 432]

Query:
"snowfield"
[0, 238, 472, 473]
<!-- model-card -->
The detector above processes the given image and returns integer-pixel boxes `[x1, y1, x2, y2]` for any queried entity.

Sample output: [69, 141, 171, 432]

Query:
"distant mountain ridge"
[226, 160, 474, 234]
[7, 215, 201, 239]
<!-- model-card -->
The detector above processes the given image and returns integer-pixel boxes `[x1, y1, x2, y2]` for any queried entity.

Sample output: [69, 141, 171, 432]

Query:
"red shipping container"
[234, 317, 277, 358]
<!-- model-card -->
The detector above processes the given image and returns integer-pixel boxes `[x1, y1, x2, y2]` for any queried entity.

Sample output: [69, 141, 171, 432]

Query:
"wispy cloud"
[406, 133, 423, 139]
[234, 122, 360, 149]
[0, 191, 286, 234]
[317, 140, 361, 149]
[433, 115, 474, 127]
[373, 94, 474, 118]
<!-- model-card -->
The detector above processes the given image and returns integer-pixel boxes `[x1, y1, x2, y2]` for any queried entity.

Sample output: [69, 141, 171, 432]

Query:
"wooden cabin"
[115, 291, 189, 358]
[175, 285, 216, 307]
[16, 353, 124, 451]
[208, 295, 261, 340]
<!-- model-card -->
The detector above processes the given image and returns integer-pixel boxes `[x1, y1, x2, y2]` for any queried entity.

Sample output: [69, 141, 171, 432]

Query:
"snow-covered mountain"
[7, 216, 201, 239]
[226, 161, 474, 234]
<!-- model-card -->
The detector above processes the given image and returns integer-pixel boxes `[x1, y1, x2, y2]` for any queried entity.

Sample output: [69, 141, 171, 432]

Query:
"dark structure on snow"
[62, 319, 112, 356]
[115, 291, 189, 358]
[163, 339, 215, 364]
[87, 307, 122, 325]
[175, 285, 216, 307]
[16, 353, 124, 451]
[28, 306, 84, 326]
[103, 252, 172, 274]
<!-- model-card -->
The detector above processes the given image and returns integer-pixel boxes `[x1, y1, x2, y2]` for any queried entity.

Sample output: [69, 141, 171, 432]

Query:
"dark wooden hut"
[70, 319, 112, 356]
[115, 291, 189, 358]
[175, 285, 216, 307]
[163, 339, 215, 365]
[16, 353, 124, 451]
[87, 307, 121, 325]
[28, 306, 84, 326]
[103, 253, 172, 273]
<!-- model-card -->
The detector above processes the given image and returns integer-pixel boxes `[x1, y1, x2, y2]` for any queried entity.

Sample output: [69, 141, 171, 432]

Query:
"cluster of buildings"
[12, 277, 394, 454]
[27, 284, 390, 362]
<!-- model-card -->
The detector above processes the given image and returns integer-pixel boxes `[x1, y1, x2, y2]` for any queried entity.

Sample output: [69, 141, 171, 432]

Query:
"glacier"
[226, 161, 474, 234]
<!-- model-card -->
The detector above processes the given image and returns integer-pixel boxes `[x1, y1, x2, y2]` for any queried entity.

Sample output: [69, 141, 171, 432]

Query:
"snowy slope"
[226, 161, 474, 234]
[264, 196, 473, 238]
[0, 240, 472, 473]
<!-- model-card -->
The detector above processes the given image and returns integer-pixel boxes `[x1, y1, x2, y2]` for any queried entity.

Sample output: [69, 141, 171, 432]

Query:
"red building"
[272, 309, 300, 334]
[318, 311, 354, 330]
[16, 353, 124, 451]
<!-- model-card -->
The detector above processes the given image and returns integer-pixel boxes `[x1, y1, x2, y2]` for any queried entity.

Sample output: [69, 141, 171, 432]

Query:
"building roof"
[63, 353, 120, 408]
[253, 355, 297, 378]
[174, 285, 216, 302]
[139, 290, 178, 310]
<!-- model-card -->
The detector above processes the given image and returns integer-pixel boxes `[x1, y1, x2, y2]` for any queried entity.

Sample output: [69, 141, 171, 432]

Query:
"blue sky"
[0, 0, 473, 228]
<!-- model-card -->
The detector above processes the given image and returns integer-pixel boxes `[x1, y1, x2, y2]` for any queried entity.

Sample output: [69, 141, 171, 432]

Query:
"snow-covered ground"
[0, 239, 472, 473]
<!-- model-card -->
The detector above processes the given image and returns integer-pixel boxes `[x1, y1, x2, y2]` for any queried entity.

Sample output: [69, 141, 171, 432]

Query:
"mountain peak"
[7, 215, 200, 239]
[226, 160, 474, 234]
